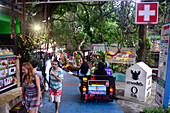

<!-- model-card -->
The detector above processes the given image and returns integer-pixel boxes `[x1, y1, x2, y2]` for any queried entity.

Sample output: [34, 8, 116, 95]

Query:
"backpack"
[48, 67, 53, 87]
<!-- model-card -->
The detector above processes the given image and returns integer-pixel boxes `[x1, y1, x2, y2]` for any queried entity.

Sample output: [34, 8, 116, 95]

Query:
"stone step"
[0, 87, 22, 113]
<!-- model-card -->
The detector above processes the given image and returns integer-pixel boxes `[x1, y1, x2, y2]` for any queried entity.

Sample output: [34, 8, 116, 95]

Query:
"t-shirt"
[33, 70, 44, 91]
[34, 70, 43, 80]
[104, 68, 113, 76]
[79, 69, 90, 76]
[45, 59, 52, 75]
[49, 68, 64, 90]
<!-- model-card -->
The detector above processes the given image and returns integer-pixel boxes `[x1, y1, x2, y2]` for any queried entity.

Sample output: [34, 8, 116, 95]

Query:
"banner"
[105, 47, 136, 64]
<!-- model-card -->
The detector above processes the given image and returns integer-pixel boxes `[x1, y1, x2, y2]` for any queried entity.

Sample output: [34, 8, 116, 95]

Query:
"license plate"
[88, 86, 106, 95]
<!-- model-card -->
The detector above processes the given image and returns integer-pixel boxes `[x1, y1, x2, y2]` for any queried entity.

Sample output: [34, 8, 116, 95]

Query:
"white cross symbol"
[139, 5, 155, 21]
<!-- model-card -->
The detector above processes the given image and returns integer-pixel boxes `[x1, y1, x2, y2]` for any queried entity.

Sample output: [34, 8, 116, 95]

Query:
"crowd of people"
[20, 53, 113, 113]
[21, 57, 63, 113]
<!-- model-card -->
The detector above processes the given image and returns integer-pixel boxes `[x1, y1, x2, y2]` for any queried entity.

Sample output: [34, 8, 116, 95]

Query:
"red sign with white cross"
[135, 2, 159, 24]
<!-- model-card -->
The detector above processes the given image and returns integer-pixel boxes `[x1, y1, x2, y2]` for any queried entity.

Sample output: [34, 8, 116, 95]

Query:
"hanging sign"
[135, 2, 159, 24]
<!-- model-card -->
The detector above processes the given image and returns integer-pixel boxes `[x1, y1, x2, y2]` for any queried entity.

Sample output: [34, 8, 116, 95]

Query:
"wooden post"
[16, 56, 22, 87]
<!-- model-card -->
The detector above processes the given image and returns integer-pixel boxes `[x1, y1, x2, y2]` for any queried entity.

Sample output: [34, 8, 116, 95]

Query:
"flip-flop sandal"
[15, 106, 21, 110]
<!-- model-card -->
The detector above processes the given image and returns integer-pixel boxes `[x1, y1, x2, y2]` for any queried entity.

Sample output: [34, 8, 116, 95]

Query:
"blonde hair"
[22, 62, 34, 86]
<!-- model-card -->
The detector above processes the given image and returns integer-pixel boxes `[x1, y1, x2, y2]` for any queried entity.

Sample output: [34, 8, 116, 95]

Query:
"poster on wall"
[4, 76, 13, 86]
[155, 22, 170, 108]
[8, 58, 16, 67]
[0, 79, 3, 88]
[0, 59, 7, 69]
[0, 69, 8, 78]
[105, 47, 136, 64]
[8, 66, 16, 75]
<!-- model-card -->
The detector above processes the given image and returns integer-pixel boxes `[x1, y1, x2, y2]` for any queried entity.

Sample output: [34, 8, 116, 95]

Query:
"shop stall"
[0, 48, 22, 113]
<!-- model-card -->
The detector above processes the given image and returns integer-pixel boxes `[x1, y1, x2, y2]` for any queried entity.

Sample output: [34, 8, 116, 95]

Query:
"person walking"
[49, 59, 64, 113]
[45, 55, 52, 90]
[21, 62, 42, 113]
[30, 60, 44, 83]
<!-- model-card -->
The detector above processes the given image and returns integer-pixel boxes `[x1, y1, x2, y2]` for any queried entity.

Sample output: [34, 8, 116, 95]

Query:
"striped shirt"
[49, 68, 64, 90]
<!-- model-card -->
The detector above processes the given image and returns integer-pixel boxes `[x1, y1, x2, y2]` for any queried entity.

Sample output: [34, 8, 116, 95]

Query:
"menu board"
[155, 22, 170, 108]
[0, 56, 17, 93]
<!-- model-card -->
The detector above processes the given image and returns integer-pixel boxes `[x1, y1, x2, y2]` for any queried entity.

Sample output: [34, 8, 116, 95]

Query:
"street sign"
[155, 22, 170, 108]
[135, 2, 159, 24]
[125, 62, 152, 102]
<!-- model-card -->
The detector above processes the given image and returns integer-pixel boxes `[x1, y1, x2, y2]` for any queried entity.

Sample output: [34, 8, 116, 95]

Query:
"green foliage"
[145, 30, 157, 67]
[97, 51, 105, 62]
[143, 106, 170, 113]
[112, 64, 119, 73]
[19, 0, 167, 66]
[66, 47, 74, 54]
[112, 63, 131, 73]
[74, 52, 81, 63]
[17, 35, 35, 63]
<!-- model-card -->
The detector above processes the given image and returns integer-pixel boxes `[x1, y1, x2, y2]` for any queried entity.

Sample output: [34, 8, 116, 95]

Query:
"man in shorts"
[49, 59, 64, 113]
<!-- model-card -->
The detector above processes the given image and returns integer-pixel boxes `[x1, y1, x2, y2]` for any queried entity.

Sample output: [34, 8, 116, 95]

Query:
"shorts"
[49, 89, 62, 102]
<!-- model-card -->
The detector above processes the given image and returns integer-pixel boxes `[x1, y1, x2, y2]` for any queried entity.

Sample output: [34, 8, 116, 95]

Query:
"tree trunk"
[78, 36, 86, 63]
[21, 0, 25, 42]
[45, 0, 49, 61]
[10, 0, 17, 55]
[137, 25, 147, 62]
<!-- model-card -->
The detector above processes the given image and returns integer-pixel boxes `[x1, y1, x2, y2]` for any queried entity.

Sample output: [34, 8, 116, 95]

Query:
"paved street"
[39, 70, 123, 113]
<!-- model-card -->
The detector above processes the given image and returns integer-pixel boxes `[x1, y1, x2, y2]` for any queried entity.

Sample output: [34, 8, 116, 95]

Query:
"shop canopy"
[0, 13, 20, 34]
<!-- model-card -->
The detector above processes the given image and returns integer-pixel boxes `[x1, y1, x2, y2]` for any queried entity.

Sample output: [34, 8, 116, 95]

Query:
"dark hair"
[49, 55, 52, 59]
[52, 58, 59, 64]
[80, 62, 89, 74]
[30, 60, 39, 68]
[98, 62, 105, 70]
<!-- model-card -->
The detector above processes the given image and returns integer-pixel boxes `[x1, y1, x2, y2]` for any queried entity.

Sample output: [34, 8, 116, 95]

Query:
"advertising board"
[155, 22, 170, 108]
